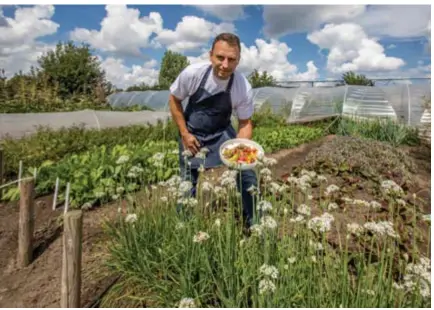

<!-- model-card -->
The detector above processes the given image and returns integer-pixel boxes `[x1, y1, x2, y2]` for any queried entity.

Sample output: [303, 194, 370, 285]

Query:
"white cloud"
[193, 5, 246, 21]
[353, 5, 430, 39]
[307, 23, 405, 74]
[262, 5, 366, 38]
[100, 57, 160, 89]
[262, 5, 430, 40]
[0, 5, 58, 76]
[70, 5, 163, 57]
[153, 15, 235, 53]
[188, 38, 319, 81]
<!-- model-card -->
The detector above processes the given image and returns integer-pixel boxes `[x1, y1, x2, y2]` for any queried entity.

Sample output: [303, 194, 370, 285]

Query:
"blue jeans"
[177, 165, 258, 228]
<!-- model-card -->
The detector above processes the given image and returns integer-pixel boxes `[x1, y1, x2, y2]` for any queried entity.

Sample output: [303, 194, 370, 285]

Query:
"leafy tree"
[247, 69, 277, 88]
[342, 71, 375, 86]
[158, 50, 189, 89]
[37, 41, 108, 98]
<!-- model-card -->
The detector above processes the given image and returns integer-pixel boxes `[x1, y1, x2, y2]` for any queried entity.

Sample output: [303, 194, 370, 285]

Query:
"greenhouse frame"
[0, 83, 431, 140]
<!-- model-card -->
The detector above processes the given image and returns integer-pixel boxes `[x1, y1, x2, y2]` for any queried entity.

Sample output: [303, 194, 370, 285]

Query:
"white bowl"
[219, 138, 265, 170]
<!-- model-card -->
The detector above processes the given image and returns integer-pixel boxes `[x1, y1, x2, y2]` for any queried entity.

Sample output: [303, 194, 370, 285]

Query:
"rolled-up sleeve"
[236, 84, 254, 120]
[170, 68, 191, 101]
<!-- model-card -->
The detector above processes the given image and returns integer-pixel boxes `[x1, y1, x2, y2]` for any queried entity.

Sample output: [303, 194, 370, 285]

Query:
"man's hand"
[182, 132, 201, 155]
[237, 118, 253, 139]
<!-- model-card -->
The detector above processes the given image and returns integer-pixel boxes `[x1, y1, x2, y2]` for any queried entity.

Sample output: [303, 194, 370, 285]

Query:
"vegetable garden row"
[0, 108, 430, 308]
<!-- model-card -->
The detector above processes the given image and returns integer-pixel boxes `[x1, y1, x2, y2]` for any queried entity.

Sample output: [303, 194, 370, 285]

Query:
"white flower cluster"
[258, 263, 278, 294]
[286, 169, 327, 193]
[116, 155, 129, 165]
[219, 170, 238, 190]
[151, 152, 165, 167]
[257, 200, 273, 212]
[324, 184, 340, 197]
[125, 213, 137, 223]
[381, 180, 404, 197]
[347, 223, 364, 236]
[177, 297, 196, 308]
[127, 165, 144, 178]
[249, 215, 278, 236]
[363, 221, 399, 239]
[307, 212, 335, 233]
[193, 231, 210, 243]
[342, 197, 382, 210]
[395, 256, 431, 298]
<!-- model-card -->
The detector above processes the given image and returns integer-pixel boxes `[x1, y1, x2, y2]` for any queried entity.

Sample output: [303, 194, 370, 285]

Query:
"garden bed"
[0, 135, 429, 308]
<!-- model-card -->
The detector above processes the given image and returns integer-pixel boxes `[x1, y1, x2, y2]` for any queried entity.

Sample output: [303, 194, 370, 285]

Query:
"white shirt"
[169, 62, 254, 120]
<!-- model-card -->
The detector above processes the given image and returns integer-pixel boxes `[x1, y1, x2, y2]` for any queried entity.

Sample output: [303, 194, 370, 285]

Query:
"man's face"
[209, 40, 240, 80]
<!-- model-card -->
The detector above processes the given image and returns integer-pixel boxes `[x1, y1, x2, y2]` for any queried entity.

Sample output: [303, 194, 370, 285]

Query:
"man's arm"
[237, 118, 253, 139]
[168, 94, 189, 137]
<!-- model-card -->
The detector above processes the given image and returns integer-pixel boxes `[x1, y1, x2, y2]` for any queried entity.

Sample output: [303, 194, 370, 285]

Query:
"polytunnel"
[106, 83, 431, 126]
[0, 83, 430, 140]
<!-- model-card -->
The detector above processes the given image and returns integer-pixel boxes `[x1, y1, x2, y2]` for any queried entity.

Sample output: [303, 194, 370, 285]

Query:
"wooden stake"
[61, 210, 83, 308]
[17, 177, 35, 268]
[0, 148, 4, 199]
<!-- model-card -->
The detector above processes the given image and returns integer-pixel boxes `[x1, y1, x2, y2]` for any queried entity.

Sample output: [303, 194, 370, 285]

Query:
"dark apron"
[178, 65, 237, 170]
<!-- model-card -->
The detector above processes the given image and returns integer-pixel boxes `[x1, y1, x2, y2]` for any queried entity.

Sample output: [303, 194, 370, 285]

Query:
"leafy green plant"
[253, 125, 324, 153]
[0, 120, 178, 180]
[2, 140, 180, 208]
[334, 116, 420, 147]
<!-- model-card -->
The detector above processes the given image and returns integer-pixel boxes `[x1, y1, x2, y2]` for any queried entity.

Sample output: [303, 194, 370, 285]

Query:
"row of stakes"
[0, 148, 82, 307]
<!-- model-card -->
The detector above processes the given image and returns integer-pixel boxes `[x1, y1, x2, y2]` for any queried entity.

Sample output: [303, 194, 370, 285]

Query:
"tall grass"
[328, 116, 421, 147]
[101, 154, 431, 308]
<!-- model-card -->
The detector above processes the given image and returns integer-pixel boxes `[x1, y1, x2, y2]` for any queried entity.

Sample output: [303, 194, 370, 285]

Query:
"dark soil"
[0, 195, 122, 308]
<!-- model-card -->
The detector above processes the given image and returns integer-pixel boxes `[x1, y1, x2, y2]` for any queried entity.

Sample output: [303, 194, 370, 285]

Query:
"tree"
[247, 69, 277, 88]
[37, 41, 108, 98]
[158, 50, 190, 89]
[342, 71, 375, 86]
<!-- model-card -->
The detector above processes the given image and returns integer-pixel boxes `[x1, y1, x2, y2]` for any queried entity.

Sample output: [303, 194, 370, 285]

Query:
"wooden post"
[61, 210, 83, 308]
[0, 148, 4, 198]
[17, 177, 35, 268]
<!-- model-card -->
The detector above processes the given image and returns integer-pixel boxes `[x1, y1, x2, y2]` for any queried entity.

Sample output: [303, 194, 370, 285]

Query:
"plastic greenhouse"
[0, 83, 430, 140]
[0, 110, 171, 140]
[106, 84, 431, 125]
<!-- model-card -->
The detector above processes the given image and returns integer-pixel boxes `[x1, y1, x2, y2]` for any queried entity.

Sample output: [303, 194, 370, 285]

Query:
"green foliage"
[158, 50, 190, 89]
[254, 126, 324, 153]
[251, 102, 288, 127]
[102, 166, 430, 308]
[248, 69, 277, 88]
[0, 41, 116, 113]
[342, 71, 374, 86]
[37, 41, 109, 99]
[2, 140, 180, 208]
[330, 116, 421, 147]
[0, 121, 179, 180]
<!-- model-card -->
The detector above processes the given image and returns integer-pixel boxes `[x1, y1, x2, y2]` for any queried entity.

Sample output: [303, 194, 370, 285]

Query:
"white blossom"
[178, 297, 196, 308]
[258, 279, 276, 294]
[259, 264, 279, 279]
[116, 155, 129, 165]
[308, 212, 335, 233]
[297, 204, 311, 216]
[261, 216, 278, 229]
[257, 200, 273, 212]
[125, 213, 137, 223]
[193, 231, 210, 243]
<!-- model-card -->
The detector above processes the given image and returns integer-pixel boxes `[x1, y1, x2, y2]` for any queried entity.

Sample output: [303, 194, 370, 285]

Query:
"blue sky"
[0, 4, 431, 88]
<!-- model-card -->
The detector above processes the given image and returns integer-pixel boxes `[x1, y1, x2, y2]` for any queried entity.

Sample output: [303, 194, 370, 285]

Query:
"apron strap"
[199, 65, 213, 89]
[225, 73, 234, 93]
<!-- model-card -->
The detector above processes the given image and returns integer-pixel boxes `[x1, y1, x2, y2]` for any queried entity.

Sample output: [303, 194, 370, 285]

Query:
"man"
[168, 32, 258, 228]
